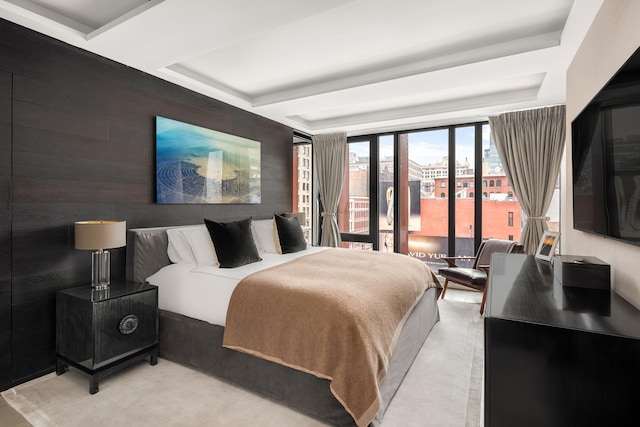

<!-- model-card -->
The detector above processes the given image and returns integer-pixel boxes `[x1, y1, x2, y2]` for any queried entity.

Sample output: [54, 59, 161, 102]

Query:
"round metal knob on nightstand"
[119, 314, 139, 334]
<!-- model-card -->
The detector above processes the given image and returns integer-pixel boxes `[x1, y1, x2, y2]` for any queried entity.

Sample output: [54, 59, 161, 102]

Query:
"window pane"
[339, 141, 370, 234]
[482, 124, 521, 242]
[379, 134, 394, 252]
[546, 179, 561, 234]
[454, 126, 475, 262]
[293, 144, 312, 243]
[407, 129, 449, 270]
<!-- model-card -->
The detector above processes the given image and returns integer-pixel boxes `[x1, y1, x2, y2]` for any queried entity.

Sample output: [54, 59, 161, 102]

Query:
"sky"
[349, 125, 492, 167]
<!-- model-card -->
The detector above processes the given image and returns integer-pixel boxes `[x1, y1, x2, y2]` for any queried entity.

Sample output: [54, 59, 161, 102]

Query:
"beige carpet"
[2, 299, 483, 427]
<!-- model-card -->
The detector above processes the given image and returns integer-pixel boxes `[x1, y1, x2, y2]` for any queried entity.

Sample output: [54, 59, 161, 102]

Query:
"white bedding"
[146, 246, 328, 326]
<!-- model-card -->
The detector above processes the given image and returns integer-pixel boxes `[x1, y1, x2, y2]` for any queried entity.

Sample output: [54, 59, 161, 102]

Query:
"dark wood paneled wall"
[0, 69, 11, 391]
[0, 19, 293, 388]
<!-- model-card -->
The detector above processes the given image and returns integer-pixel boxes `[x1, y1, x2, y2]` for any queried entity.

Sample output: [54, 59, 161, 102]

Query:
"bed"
[126, 218, 440, 427]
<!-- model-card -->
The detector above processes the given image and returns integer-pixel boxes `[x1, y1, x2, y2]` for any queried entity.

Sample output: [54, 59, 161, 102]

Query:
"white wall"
[563, 0, 640, 308]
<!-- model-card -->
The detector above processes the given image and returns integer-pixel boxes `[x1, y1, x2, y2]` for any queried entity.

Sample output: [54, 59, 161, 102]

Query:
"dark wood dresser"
[484, 254, 640, 427]
[56, 281, 158, 394]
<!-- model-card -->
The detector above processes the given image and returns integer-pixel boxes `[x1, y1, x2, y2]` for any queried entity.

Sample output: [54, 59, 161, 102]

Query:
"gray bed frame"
[126, 226, 440, 426]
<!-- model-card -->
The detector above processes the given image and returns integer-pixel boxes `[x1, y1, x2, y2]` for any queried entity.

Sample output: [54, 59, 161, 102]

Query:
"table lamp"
[75, 220, 126, 289]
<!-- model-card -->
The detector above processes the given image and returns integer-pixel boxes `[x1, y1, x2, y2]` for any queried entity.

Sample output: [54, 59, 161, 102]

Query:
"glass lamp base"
[91, 250, 110, 289]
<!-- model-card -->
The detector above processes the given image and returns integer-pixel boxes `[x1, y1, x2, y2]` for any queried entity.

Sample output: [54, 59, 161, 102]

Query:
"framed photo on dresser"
[535, 231, 560, 261]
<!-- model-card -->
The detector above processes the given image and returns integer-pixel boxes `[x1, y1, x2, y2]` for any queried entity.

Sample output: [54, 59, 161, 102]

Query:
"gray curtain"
[312, 132, 347, 247]
[488, 105, 566, 254]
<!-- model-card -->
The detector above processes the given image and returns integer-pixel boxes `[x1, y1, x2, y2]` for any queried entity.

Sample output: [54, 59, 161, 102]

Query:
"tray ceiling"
[0, 0, 603, 135]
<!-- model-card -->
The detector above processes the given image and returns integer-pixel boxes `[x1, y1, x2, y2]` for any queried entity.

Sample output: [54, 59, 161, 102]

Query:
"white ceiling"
[0, 0, 604, 136]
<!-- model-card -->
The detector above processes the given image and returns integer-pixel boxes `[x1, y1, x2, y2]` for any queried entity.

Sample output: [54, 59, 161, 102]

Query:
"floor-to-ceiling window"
[292, 132, 313, 244]
[338, 136, 377, 250]
[306, 123, 559, 262]
[378, 134, 394, 252]
[481, 123, 522, 247]
[453, 125, 476, 260]
[403, 128, 451, 270]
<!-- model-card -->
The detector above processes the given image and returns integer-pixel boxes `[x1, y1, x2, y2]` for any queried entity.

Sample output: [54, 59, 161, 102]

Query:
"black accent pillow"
[274, 214, 307, 254]
[204, 218, 262, 268]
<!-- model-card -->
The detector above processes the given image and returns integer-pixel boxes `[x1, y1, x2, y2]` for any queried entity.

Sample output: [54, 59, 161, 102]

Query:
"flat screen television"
[572, 46, 640, 246]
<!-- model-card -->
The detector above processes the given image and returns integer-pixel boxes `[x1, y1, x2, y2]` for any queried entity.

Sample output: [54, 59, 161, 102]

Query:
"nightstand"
[56, 281, 158, 394]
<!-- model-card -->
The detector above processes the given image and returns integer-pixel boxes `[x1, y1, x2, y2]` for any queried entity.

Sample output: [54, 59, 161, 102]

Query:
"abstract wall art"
[156, 116, 261, 204]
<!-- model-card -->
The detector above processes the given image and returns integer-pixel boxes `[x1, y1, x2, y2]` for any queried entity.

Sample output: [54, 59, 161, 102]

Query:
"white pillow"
[181, 225, 219, 266]
[166, 227, 197, 264]
[251, 219, 279, 253]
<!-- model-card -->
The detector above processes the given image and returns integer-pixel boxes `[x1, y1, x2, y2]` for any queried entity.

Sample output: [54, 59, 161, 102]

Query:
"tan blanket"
[223, 248, 439, 427]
